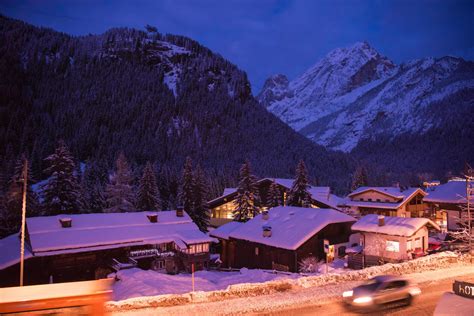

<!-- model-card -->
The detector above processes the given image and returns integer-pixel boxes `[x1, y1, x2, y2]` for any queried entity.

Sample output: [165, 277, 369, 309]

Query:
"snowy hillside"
[258, 42, 474, 152]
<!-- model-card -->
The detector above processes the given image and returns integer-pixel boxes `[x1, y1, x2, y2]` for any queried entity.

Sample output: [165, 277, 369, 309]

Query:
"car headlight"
[353, 296, 373, 304]
[342, 290, 353, 297]
[409, 287, 421, 296]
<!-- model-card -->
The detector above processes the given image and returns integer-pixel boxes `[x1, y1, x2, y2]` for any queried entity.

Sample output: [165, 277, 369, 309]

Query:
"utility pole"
[20, 159, 28, 286]
[466, 163, 473, 263]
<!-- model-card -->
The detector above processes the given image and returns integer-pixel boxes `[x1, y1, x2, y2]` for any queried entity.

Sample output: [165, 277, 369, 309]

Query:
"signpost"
[19, 159, 28, 287]
[324, 239, 329, 274]
[453, 280, 474, 300]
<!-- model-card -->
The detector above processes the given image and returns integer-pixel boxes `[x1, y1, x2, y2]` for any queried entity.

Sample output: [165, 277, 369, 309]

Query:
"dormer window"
[368, 198, 372, 202]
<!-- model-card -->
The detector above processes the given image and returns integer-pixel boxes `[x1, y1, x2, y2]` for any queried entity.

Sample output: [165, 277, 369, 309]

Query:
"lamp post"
[20, 159, 28, 286]
[466, 164, 473, 263]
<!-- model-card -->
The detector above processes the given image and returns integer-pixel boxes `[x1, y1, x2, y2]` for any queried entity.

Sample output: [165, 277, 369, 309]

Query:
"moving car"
[342, 275, 421, 311]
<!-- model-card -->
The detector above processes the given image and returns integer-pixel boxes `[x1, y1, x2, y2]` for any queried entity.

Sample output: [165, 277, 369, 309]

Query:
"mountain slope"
[0, 15, 353, 198]
[258, 42, 474, 180]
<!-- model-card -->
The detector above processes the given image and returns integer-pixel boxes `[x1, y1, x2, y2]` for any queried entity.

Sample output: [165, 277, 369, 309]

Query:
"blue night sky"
[1, 0, 473, 93]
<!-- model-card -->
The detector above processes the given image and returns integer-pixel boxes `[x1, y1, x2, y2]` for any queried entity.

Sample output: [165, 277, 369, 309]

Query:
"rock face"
[258, 42, 474, 153]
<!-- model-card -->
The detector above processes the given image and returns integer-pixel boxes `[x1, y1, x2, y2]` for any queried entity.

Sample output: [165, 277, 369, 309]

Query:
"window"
[376, 199, 381, 202]
[414, 238, 422, 250]
[360, 198, 364, 201]
[385, 240, 400, 252]
[368, 198, 372, 202]
[255, 247, 259, 255]
[407, 240, 412, 251]
[338, 246, 346, 257]
[383, 280, 407, 290]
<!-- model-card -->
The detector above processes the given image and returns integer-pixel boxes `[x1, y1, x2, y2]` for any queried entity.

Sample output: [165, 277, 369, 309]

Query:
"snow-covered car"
[342, 275, 421, 311]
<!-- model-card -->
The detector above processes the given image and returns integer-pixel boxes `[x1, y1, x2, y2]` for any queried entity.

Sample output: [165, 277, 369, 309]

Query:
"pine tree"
[178, 157, 195, 217]
[81, 160, 107, 213]
[267, 180, 282, 208]
[136, 162, 161, 211]
[233, 160, 259, 222]
[105, 153, 135, 213]
[0, 155, 40, 237]
[193, 165, 210, 232]
[287, 160, 312, 207]
[351, 165, 369, 191]
[42, 141, 82, 215]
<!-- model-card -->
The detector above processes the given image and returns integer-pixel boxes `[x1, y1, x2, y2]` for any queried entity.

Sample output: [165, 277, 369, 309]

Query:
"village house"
[424, 179, 473, 231]
[208, 178, 343, 227]
[0, 208, 214, 287]
[209, 206, 356, 272]
[344, 186, 427, 218]
[348, 214, 440, 269]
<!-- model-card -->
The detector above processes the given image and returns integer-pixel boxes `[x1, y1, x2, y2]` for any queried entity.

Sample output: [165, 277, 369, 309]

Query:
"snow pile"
[106, 251, 467, 311]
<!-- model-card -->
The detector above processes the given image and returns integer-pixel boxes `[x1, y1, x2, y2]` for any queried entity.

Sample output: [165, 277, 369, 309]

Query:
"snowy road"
[112, 265, 474, 316]
[267, 273, 474, 316]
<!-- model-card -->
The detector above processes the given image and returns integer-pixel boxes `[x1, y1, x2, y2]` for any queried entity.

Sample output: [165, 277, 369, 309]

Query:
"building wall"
[361, 227, 428, 262]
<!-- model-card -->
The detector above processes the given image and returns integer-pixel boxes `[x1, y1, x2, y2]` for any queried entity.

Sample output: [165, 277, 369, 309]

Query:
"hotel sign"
[453, 280, 474, 299]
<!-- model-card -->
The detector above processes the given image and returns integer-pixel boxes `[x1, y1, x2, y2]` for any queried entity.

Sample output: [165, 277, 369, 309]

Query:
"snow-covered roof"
[346, 187, 425, 209]
[348, 186, 425, 199]
[352, 214, 440, 237]
[424, 180, 473, 204]
[228, 206, 355, 250]
[0, 233, 33, 270]
[223, 188, 237, 196]
[25, 211, 214, 256]
[209, 221, 243, 240]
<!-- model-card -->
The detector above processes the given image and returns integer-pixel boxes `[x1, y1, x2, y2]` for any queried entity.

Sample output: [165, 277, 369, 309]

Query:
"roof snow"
[0, 233, 33, 270]
[424, 180, 473, 204]
[352, 214, 440, 237]
[25, 211, 214, 256]
[225, 206, 355, 250]
[209, 221, 243, 240]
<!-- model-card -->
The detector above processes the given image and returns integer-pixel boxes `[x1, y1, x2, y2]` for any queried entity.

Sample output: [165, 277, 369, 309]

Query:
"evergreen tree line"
[0, 141, 211, 237]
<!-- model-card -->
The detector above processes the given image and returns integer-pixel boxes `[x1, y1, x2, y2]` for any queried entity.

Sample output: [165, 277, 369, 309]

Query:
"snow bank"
[106, 252, 468, 311]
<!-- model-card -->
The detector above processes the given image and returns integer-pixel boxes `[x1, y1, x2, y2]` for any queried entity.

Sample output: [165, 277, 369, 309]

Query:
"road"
[264, 274, 474, 316]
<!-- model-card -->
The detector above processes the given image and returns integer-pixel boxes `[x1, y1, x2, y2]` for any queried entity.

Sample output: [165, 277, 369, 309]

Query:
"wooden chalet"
[0, 209, 214, 287]
[344, 186, 427, 218]
[424, 179, 474, 231]
[208, 178, 343, 227]
[210, 206, 356, 272]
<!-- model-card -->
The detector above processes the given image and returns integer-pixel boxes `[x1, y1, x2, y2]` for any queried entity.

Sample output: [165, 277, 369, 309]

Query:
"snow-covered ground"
[107, 252, 469, 313]
[111, 259, 347, 301]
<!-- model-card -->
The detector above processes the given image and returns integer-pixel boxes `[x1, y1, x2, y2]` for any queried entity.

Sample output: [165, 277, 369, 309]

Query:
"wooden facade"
[220, 221, 354, 272]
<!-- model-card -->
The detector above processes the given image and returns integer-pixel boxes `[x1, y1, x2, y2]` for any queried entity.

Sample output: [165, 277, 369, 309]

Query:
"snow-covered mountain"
[258, 42, 474, 152]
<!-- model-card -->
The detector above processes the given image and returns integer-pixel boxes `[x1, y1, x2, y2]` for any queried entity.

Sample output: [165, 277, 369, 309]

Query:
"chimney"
[378, 215, 385, 226]
[59, 217, 72, 228]
[176, 206, 184, 217]
[262, 210, 269, 220]
[262, 225, 272, 237]
[147, 213, 158, 223]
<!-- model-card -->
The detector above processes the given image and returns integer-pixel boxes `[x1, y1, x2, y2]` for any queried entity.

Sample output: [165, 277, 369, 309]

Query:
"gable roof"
[209, 178, 342, 210]
[25, 211, 214, 256]
[345, 187, 426, 209]
[209, 221, 243, 240]
[227, 206, 355, 250]
[424, 180, 473, 204]
[352, 214, 440, 237]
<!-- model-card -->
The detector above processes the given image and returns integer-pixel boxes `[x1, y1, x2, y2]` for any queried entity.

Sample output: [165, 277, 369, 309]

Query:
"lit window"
[255, 247, 259, 255]
[414, 238, 422, 249]
[386, 240, 400, 252]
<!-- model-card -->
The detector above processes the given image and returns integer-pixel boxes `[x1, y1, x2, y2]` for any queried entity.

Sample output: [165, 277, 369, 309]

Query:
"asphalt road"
[263, 274, 474, 316]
